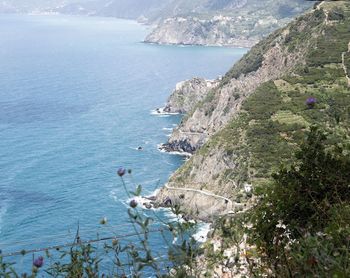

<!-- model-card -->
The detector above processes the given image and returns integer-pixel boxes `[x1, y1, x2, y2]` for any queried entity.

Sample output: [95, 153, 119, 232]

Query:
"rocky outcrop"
[159, 78, 218, 154]
[164, 19, 310, 154]
[144, 1, 313, 47]
[163, 78, 218, 114]
[160, 139, 197, 155]
[157, 2, 350, 219]
[145, 16, 260, 47]
[154, 184, 237, 221]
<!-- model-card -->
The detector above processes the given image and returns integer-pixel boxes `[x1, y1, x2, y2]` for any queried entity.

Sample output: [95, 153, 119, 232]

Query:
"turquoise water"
[0, 14, 246, 272]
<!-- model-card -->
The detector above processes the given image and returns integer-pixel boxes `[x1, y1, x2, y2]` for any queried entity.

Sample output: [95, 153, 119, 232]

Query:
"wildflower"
[117, 167, 126, 177]
[129, 199, 138, 208]
[306, 97, 317, 109]
[33, 256, 44, 268]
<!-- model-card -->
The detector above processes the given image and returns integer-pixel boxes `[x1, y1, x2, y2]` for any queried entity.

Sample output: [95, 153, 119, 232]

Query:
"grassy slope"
[171, 1, 350, 198]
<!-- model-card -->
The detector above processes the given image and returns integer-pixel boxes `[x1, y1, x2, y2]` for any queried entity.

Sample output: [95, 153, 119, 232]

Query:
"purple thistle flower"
[306, 97, 317, 109]
[33, 256, 44, 268]
[117, 167, 126, 177]
[129, 199, 138, 208]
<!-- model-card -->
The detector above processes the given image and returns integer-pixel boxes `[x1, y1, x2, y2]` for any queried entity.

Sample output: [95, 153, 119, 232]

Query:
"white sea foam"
[127, 196, 152, 209]
[150, 108, 180, 116]
[129, 147, 142, 151]
[162, 127, 173, 131]
[192, 222, 211, 243]
[126, 188, 161, 210]
[157, 144, 192, 157]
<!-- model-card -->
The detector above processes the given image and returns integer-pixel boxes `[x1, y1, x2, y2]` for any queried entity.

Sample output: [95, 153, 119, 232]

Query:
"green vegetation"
[213, 1, 350, 188]
[2, 2, 350, 277]
[344, 52, 350, 76]
[221, 33, 276, 83]
[206, 128, 350, 276]
[0, 176, 204, 278]
[221, 3, 326, 84]
[249, 127, 350, 276]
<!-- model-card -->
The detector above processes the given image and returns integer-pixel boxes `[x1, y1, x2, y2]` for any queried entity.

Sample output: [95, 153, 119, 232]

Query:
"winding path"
[164, 184, 236, 207]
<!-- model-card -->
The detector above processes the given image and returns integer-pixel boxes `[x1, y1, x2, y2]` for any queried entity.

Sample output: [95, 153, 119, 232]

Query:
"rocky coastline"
[151, 5, 318, 221]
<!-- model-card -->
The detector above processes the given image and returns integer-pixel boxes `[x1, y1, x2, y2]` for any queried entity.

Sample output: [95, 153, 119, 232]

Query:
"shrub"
[250, 127, 350, 276]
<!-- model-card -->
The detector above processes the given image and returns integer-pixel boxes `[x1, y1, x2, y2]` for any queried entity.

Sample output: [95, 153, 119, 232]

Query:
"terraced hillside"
[159, 1, 350, 217]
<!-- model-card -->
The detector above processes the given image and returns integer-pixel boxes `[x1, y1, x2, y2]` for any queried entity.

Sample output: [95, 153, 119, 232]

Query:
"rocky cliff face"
[144, 0, 312, 47]
[3, 0, 312, 49]
[164, 78, 218, 114]
[160, 78, 218, 154]
[157, 2, 350, 218]
[145, 16, 260, 47]
[164, 17, 310, 154]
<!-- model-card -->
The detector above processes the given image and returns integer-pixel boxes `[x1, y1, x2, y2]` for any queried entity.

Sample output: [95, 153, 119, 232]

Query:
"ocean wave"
[129, 146, 144, 151]
[157, 144, 192, 157]
[126, 188, 160, 210]
[150, 108, 180, 116]
[192, 222, 211, 243]
[162, 127, 173, 131]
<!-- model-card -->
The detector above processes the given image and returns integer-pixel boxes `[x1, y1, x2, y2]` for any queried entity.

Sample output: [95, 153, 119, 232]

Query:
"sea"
[0, 14, 247, 275]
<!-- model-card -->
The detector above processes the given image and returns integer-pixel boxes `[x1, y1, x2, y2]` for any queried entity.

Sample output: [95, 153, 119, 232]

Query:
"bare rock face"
[145, 16, 260, 47]
[164, 25, 308, 154]
[159, 78, 218, 154]
[160, 3, 350, 220]
[144, 0, 313, 48]
[163, 78, 218, 114]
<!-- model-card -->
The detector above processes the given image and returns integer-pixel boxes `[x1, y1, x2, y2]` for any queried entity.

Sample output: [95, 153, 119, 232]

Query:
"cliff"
[2, 0, 312, 48]
[157, 1, 350, 219]
[163, 78, 219, 114]
[144, 16, 260, 47]
[144, 0, 312, 47]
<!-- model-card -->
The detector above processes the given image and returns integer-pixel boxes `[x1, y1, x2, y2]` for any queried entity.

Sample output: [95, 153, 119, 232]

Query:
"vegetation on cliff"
[157, 1, 350, 276]
[2, 1, 350, 277]
[144, 0, 312, 47]
[169, 1, 350, 200]
[249, 127, 350, 276]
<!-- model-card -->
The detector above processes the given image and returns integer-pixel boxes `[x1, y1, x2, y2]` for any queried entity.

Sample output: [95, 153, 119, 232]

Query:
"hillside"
[157, 1, 350, 219]
[144, 0, 312, 47]
[0, 0, 312, 47]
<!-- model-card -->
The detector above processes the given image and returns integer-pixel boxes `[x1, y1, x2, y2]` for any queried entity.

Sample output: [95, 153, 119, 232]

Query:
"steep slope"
[162, 6, 315, 154]
[1, 0, 312, 48]
[145, 0, 312, 47]
[157, 1, 350, 219]
[163, 78, 219, 114]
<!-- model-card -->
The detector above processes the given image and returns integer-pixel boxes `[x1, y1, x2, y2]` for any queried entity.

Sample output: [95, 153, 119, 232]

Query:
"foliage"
[0, 173, 205, 278]
[249, 127, 350, 276]
[221, 39, 268, 83]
